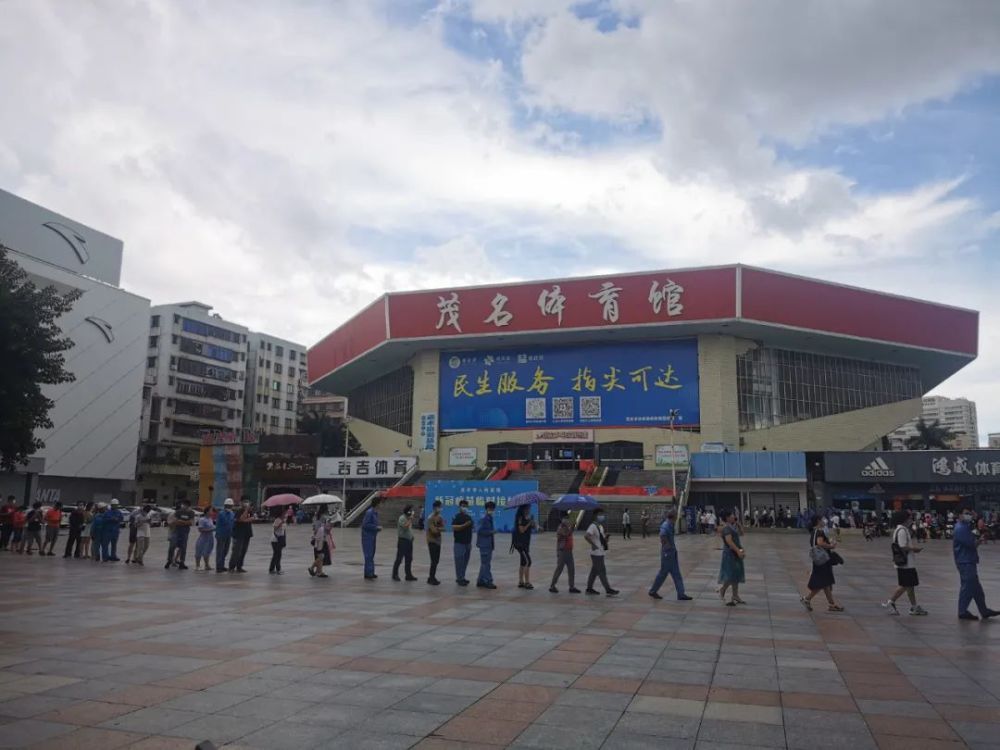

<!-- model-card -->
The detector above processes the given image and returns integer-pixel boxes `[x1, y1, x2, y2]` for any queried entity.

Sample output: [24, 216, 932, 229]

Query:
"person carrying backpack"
[23, 502, 44, 555]
[882, 510, 927, 616]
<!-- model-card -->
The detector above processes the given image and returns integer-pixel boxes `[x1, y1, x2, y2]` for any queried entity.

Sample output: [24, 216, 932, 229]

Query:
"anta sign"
[861, 457, 895, 478]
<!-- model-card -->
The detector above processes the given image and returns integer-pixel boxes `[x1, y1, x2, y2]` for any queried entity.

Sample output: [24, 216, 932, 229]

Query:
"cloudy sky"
[2, 1, 999, 436]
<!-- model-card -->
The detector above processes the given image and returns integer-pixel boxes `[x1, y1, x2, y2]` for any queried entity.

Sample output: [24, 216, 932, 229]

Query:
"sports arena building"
[307, 265, 977, 514]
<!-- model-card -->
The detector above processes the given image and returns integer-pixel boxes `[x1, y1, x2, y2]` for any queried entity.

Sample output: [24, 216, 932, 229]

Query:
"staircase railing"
[343, 462, 422, 527]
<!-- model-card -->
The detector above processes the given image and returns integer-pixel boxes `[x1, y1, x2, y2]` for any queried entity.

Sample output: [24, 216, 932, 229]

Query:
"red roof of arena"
[308, 265, 978, 395]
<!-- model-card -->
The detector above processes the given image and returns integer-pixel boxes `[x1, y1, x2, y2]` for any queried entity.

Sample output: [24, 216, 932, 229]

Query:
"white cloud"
[1, 0, 999, 431]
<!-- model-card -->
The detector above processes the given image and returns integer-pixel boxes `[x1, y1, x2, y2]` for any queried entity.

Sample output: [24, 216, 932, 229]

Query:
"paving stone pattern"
[1, 527, 999, 748]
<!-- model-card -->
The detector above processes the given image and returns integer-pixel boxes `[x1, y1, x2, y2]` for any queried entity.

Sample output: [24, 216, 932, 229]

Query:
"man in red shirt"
[42, 502, 63, 556]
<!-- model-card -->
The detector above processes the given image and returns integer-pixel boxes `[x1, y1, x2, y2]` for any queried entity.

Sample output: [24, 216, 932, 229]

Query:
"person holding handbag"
[800, 514, 843, 612]
[307, 505, 334, 578]
[269, 506, 286, 575]
[718, 509, 746, 605]
[882, 510, 926, 616]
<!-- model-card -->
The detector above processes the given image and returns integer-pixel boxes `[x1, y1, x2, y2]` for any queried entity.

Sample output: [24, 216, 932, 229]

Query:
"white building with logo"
[0, 189, 150, 504]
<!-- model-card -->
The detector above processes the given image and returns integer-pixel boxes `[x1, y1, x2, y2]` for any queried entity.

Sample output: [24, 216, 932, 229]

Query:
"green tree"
[0, 245, 81, 471]
[905, 418, 957, 450]
[299, 411, 366, 457]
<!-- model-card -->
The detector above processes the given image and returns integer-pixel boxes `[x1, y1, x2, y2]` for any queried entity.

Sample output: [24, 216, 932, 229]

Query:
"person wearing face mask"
[953, 508, 999, 621]
[584, 508, 618, 597]
[476, 501, 497, 589]
[392, 504, 417, 581]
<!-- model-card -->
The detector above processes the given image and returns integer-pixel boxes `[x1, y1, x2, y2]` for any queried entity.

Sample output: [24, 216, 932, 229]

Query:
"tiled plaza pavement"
[1, 527, 999, 749]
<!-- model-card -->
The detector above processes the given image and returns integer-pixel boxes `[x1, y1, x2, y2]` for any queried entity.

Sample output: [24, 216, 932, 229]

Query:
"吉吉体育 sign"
[438, 340, 699, 430]
[424, 480, 540, 533]
[316, 456, 416, 480]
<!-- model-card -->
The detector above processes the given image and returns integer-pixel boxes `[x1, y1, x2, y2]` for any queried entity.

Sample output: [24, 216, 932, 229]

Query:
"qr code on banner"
[525, 398, 546, 421]
[552, 397, 574, 421]
[580, 396, 602, 419]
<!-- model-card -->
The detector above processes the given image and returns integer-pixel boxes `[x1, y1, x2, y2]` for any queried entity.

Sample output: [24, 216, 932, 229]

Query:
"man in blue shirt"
[476, 501, 497, 589]
[954, 508, 999, 621]
[102, 500, 124, 562]
[214, 498, 235, 573]
[361, 498, 382, 580]
[649, 508, 693, 601]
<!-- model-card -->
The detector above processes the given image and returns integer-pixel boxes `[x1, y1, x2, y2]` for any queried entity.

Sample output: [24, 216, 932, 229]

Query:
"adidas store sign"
[861, 457, 895, 478]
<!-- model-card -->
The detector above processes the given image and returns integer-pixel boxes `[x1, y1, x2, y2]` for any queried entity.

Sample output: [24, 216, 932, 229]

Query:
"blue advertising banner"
[439, 340, 699, 430]
[424, 480, 540, 534]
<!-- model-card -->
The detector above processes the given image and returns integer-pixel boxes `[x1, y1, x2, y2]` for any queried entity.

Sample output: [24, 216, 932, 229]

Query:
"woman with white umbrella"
[304, 494, 340, 579]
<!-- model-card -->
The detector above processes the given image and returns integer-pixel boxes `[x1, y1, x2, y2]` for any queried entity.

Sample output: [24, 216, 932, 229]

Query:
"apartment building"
[888, 395, 979, 450]
[138, 302, 249, 502]
[244, 333, 309, 435]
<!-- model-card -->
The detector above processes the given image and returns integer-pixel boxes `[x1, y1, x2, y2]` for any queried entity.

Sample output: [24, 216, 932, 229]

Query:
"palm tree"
[299, 410, 365, 457]
[905, 419, 957, 450]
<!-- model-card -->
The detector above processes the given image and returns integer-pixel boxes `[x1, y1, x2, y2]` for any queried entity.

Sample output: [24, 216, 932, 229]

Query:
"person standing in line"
[640, 509, 649, 539]
[549, 510, 580, 594]
[164, 502, 180, 567]
[228, 499, 253, 573]
[0, 496, 16, 550]
[718, 509, 747, 606]
[308, 505, 334, 578]
[622, 508, 632, 540]
[585, 508, 619, 597]
[103, 500, 124, 561]
[90, 502, 106, 561]
[882, 510, 927, 616]
[171, 499, 195, 570]
[511, 504, 536, 589]
[11, 505, 26, 554]
[452, 499, 473, 586]
[270, 506, 287, 575]
[392, 504, 417, 582]
[41, 501, 63, 556]
[361, 497, 382, 580]
[124, 504, 139, 564]
[476, 501, 497, 589]
[132, 505, 151, 565]
[215, 498, 235, 572]
[64, 502, 85, 558]
[954, 508, 1000, 621]
[24, 501, 44, 556]
[194, 505, 216, 571]
[425, 500, 444, 586]
[649, 509, 693, 601]
[800, 514, 842, 612]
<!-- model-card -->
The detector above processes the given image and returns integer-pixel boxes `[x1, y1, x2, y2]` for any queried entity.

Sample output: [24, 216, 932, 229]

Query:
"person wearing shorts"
[882, 510, 926, 616]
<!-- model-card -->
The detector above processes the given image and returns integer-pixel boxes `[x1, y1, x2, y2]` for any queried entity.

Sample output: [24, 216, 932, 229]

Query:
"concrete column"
[697, 334, 742, 448]
[409, 351, 441, 470]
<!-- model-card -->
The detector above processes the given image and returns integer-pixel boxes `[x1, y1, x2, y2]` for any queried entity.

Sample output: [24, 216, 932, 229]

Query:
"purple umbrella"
[552, 494, 599, 510]
[504, 491, 549, 509]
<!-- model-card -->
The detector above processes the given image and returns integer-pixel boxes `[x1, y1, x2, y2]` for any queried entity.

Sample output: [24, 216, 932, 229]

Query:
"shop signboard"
[824, 451, 1000, 485]
[316, 456, 416, 480]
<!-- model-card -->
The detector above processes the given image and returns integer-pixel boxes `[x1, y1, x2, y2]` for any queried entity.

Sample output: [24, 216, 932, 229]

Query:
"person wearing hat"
[215, 498, 235, 573]
[102, 499, 124, 562]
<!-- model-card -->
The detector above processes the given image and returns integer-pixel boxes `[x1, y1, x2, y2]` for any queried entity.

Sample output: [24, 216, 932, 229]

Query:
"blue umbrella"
[552, 494, 599, 510]
[504, 491, 549, 509]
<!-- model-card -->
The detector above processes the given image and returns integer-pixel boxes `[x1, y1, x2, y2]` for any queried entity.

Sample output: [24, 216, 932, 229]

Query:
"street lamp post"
[342, 415, 352, 501]
[667, 409, 680, 499]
